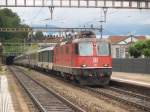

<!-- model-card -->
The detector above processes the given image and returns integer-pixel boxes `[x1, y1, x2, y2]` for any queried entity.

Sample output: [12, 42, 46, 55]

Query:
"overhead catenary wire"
[30, 8, 43, 26]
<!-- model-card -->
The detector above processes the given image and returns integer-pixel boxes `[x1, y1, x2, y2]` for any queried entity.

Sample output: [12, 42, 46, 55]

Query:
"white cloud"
[8, 7, 150, 28]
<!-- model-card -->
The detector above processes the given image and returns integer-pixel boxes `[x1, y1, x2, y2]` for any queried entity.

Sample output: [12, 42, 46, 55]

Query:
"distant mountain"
[31, 24, 150, 35]
[31, 24, 59, 28]
[103, 24, 150, 35]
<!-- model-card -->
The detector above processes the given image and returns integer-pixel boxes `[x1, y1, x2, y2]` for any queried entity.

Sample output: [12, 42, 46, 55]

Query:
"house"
[108, 35, 146, 58]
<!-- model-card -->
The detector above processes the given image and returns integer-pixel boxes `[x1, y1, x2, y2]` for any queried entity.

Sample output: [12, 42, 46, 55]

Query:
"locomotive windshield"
[78, 42, 93, 56]
[96, 42, 110, 56]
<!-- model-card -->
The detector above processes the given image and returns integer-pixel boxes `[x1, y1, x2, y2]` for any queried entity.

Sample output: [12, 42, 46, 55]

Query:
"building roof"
[108, 35, 146, 44]
[136, 36, 146, 41]
[108, 36, 128, 44]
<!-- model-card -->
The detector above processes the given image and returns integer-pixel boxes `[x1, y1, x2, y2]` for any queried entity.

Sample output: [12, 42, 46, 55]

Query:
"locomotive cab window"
[78, 42, 93, 56]
[96, 42, 110, 56]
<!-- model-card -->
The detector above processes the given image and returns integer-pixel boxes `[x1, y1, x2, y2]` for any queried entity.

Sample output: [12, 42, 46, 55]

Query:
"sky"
[5, 7, 150, 35]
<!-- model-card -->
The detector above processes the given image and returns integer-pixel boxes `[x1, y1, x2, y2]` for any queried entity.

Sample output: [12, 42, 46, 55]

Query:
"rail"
[9, 66, 85, 112]
[87, 85, 150, 111]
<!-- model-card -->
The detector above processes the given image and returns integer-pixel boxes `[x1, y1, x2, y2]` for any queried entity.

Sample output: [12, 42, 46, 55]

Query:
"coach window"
[45, 51, 49, 62]
[44, 51, 47, 62]
[42, 52, 44, 62]
[46, 51, 49, 62]
[51, 50, 54, 62]
[38, 53, 41, 62]
[48, 51, 50, 62]
[38, 53, 40, 61]
[47, 51, 49, 62]
[39, 53, 42, 62]
[42, 52, 45, 62]
[49, 51, 51, 62]
[74, 44, 78, 55]
[40, 52, 42, 62]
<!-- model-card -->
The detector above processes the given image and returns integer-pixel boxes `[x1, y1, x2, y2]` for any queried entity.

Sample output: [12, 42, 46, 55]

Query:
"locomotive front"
[73, 32, 112, 85]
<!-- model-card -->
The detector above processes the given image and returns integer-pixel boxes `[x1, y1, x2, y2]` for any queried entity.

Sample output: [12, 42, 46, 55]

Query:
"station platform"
[111, 72, 150, 87]
[0, 66, 30, 112]
[0, 75, 15, 112]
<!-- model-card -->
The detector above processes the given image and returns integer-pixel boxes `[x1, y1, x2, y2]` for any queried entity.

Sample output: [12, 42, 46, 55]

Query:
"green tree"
[0, 8, 29, 42]
[134, 41, 146, 52]
[143, 40, 150, 58]
[145, 39, 150, 48]
[143, 48, 150, 58]
[129, 40, 150, 58]
[34, 31, 44, 40]
[129, 45, 141, 58]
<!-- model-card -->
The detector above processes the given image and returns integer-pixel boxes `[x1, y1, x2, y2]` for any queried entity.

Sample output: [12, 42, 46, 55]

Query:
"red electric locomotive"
[14, 31, 112, 86]
[53, 31, 112, 85]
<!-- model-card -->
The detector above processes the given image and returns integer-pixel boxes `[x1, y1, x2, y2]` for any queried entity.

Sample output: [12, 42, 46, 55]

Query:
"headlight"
[103, 64, 109, 67]
[81, 64, 87, 67]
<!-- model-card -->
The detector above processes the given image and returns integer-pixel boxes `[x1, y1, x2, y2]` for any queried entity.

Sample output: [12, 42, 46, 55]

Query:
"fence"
[112, 58, 150, 74]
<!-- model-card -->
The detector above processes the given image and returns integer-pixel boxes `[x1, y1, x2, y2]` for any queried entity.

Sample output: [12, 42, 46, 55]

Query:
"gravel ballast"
[20, 67, 129, 112]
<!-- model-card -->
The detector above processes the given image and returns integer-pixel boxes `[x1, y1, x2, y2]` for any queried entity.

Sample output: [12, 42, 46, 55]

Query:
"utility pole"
[99, 8, 108, 39]
[103, 8, 108, 23]
[48, 6, 54, 20]
[99, 20, 104, 39]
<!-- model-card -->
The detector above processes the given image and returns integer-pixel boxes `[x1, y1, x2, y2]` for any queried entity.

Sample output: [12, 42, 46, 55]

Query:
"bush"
[145, 39, 150, 48]
[129, 40, 150, 58]
[143, 48, 150, 58]
[129, 45, 141, 58]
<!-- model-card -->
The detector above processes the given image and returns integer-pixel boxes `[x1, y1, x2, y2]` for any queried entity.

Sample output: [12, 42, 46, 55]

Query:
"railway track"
[12, 65, 150, 112]
[35, 69, 150, 110]
[110, 80, 150, 97]
[87, 86, 150, 112]
[9, 66, 85, 112]
[108, 86, 150, 102]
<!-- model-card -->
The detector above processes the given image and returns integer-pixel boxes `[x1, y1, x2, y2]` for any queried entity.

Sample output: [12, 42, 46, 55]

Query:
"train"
[14, 31, 112, 86]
